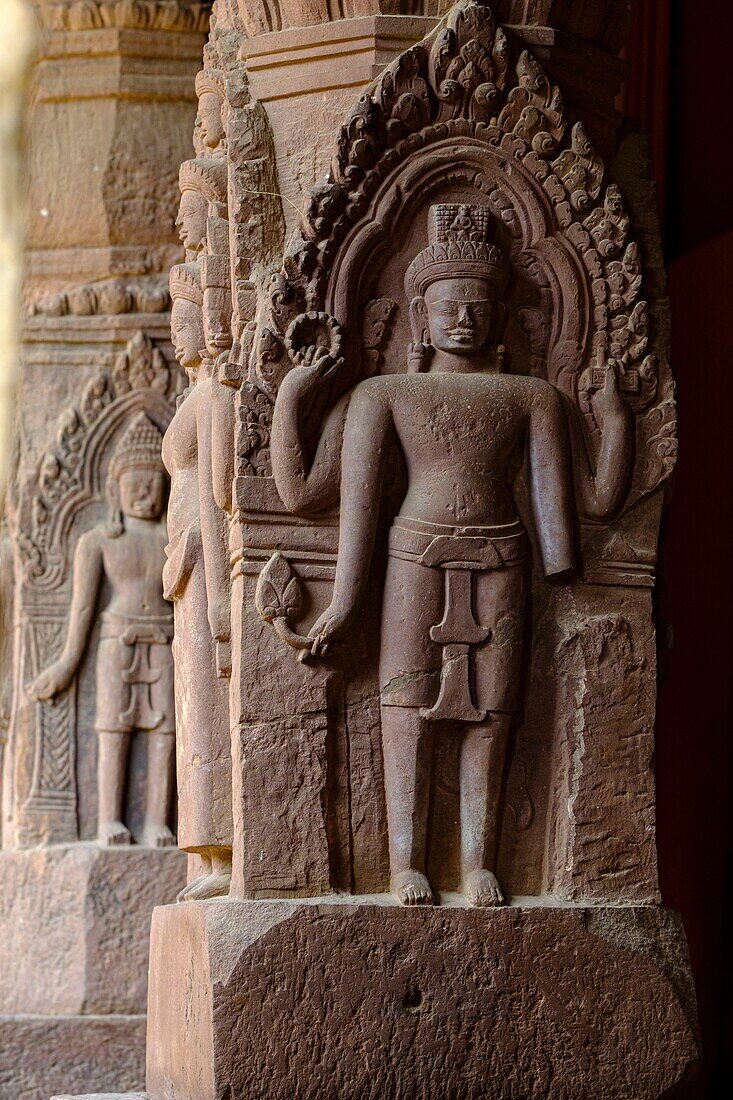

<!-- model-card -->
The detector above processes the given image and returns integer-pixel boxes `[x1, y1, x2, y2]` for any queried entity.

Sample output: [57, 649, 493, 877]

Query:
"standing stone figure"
[163, 261, 232, 901]
[28, 412, 175, 848]
[309, 203, 582, 907]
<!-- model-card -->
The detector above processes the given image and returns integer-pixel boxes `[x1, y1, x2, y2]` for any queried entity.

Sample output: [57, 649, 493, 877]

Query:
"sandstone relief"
[4, 332, 180, 850]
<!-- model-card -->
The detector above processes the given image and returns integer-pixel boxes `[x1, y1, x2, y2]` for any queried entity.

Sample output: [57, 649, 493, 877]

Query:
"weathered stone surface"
[52, 1094, 146, 1100]
[147, 898, 699, 1099]
[0, 1014, 145, 1100]
[0, 845, 185, 1016]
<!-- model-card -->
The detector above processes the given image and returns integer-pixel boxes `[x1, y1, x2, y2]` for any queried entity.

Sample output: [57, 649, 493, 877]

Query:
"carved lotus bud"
[35, 292, 68, 317]
[96, 283, 133, 315]
[135, 284, 170, 313]
[255, 552, 303, 623]
[66, 285, 98, 315]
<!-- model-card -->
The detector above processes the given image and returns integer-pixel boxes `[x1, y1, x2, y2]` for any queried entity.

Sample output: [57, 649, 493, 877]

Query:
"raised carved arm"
[308, 380, 393, 653]
[271, 346, 349, 516]
[528, 383, 577, 578]
[566, 361, 634, 521]
[28, 530, 103, 699]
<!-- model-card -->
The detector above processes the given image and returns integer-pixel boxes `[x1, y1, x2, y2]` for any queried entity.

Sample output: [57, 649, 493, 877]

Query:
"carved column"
[143, 3, 698, 1098]
[0, 4, 210, 1099]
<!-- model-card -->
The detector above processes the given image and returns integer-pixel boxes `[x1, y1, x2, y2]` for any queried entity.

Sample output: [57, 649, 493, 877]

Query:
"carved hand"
[585, 361, 627, 427]
[289, 345, 343, 393]
[27, 659, 75, 701]
[307, 604, 353, 657]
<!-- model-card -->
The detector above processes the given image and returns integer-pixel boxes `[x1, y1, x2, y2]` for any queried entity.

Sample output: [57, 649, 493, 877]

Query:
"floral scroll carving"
[242, 0, 668, 506]
[15, 332, 180, 589]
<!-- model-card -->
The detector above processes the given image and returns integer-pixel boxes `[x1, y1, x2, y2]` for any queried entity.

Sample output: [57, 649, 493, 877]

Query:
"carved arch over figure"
[15, 332, 179, 591]
[243, 0, 668, 509]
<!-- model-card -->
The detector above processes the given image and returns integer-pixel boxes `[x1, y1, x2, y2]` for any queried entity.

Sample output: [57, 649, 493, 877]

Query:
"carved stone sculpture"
[278, 202, 626, 908]
[164, 262, 232, 900]
[0, 6, 207, 1094]
[28, 412, 175, 849]
[146, 2, 700, 1097]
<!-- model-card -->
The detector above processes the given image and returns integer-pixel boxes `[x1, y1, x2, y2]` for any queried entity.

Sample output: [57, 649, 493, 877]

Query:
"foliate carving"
[430, 0, 508, 122]
[17, 332, 179, 588]
[236, 382, 273, 477]
[32, 280, 170, 317]
[249, 0, 666, 503]
[255, 553, 312, 661]
[497, 51, 565, 155]
[38, 1, 210, 33]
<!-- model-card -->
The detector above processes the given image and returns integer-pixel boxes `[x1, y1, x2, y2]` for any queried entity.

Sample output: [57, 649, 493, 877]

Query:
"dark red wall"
[624, 1, 733, 1092]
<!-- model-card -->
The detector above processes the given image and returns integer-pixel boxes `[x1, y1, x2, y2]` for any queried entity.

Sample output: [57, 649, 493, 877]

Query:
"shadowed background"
[621, 1, 733, 1093]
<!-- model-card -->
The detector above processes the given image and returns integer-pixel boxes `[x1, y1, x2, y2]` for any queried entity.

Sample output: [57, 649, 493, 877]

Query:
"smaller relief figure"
[176, 157, 227, 262]
[28, 413, 175, 848]
[305, 204, 582, 909]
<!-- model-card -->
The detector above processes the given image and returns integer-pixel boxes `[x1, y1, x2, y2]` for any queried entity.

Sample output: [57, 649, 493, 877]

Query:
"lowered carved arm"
[308, 379, 393, 654]
[28, 530, 103, 699]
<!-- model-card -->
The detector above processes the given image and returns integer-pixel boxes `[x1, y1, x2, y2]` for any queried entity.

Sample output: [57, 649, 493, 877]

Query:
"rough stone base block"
[52, 1094, 147, 1100]
[0, 1014, 145, 1100]
[146, 897, 700, 1100]
[0, 844, 186, 1015]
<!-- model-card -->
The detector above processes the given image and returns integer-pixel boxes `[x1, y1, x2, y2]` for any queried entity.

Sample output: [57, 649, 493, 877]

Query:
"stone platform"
[0, 844, 185, 1100]
[146, 896, 700, 1100]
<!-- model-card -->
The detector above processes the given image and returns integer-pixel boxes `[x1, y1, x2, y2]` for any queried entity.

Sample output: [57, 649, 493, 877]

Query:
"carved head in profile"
[406, 204, 509, 358]
[105, 413, 167, 536]
[169, 262, 204, 377]
[177, 158, 228, 255]
[195, 69, 225, 154]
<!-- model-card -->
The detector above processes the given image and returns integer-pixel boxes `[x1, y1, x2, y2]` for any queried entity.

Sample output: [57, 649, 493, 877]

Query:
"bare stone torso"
[95, 521, 170, 620]
[359, 370, 553, 526]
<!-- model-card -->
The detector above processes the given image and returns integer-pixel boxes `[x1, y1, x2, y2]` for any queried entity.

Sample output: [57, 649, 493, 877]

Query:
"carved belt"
[388, 518, 526, 723]
[100, 613, 173, 730]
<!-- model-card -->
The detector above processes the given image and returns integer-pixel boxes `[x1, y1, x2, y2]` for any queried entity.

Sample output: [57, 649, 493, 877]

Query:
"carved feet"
[98, 820, 131, 846]
[141, 823, 176, 848]
[464, 868, 504, 907]
[392, 870, 434, 906]
[177, 871, 232, 903]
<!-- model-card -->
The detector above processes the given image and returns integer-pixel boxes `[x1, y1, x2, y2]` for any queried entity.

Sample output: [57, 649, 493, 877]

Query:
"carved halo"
[243, 0, 663, 503]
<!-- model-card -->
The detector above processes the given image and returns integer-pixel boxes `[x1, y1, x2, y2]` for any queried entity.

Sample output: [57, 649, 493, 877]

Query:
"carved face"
[176, 190, 208, 253]
[197, 92, 224, 150]
[171, 298, 204, 377]
[423, 277, 497, 355]
[118, 467, 166, 521]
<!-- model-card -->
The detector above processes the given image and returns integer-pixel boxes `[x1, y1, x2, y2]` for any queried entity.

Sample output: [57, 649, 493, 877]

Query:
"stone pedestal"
[146, 896, 699, 1099]
[0, 845, 185, 1099]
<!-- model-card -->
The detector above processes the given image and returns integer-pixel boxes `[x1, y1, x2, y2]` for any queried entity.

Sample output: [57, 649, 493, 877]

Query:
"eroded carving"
[6, 331, 179, 849]
[28, 413, 175, 848]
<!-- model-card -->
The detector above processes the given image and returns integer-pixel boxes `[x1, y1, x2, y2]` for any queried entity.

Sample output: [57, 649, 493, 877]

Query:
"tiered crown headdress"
[405, 204, 509, 298]
[169, 261, 202, 306]
[179, 157, 227, 203]
[109, 412, 164, 479]
[195, 68, 225, 100]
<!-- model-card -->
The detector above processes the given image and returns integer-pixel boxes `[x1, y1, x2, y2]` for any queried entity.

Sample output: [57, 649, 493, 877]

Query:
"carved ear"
[409, 296, 429, 344]
[104, 475, 124, 538]
[492, 302, 507, 343]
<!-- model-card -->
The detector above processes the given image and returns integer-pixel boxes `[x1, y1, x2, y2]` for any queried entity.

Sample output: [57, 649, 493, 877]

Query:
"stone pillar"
[0, 4, 210, 1099]
[138, 2, 697, 1096]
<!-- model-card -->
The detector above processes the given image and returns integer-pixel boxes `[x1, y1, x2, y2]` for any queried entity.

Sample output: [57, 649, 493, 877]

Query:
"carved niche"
[223, 0, 673, 905]
[4, 332, 181, 848]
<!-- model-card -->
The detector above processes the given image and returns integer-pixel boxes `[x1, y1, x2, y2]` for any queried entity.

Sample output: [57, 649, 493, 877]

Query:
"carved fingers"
[27, 660, 72, 702]
[307, 606, 352, 657]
